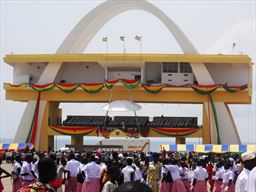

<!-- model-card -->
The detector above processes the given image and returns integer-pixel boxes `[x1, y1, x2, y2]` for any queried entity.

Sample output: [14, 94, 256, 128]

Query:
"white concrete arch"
[14, 0, 240, 148]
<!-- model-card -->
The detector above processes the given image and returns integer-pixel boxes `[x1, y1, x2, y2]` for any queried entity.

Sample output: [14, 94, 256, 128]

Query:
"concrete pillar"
[71, 136, 83, 145]
[202, 103, 211, 144]
[176, 137, 185, 144]
[39, 101, 60, 151]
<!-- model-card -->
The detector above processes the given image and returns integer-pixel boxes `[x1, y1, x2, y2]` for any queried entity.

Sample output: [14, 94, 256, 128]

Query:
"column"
[39, 101, 60, 151]
[176, 137, 185, 144]
[48, 136, 54, 152]
[71, 136, 83, 145]
[202, 103, 211, 144]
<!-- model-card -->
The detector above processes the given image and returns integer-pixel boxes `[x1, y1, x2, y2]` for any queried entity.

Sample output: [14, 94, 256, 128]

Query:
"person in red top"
[206, 161, 214, 192]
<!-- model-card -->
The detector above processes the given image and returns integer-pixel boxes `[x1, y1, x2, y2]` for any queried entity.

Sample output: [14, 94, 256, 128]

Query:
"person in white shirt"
[56, 151, 62, 165]
[159, 158, 172, 192]
[192, 160, 208, 192]
[12, 156, 22, 192]
[20, 155, 36, 187]
[121, 158, 136, 183]
[18, 158, 57, 192]
[235, 151, 256, 192]
[82, 155, 101, 192]
[221, 161, 235, 192]
[169, 159, 186, 192]
[245, 165, 256, 192]
[134, 160, 143, 182]
[65, 153, 80, 192]
[76, 158, 87, 192]
[213, 161, 224, 192]
[32, 160, 39, 179]
[236, 159, 243, 175]
[179, 161, 191, 192]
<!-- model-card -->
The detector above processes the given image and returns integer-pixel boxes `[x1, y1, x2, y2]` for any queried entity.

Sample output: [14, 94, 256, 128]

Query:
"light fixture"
[102, 100, 141, 112]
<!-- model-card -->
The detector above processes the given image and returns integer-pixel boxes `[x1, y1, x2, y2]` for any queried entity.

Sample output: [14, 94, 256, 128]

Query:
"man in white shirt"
[246, 166, 256, 192]
[65, 153, 80, 192]
[82, 155, 101, 192]
[121, 158, 136, 183]
[235, 151, 256, 192]
[221, 161, 235, 192]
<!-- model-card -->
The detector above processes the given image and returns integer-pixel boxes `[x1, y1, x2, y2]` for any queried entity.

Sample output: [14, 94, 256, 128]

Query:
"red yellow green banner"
[5, 83, 28, 89]
[31, 83, 55, 92]
[190, 84, 221, 95]
[80, 83, 104, 93]
[4, 82, 247, 94]
[121, 79, 141, 89]
[223, 84, 248, 93]
[55, 84, 79, 93]
[151, 127, 199, 137]
[26, 92, 41, 144]
[50, 126, 97, 136]
[142, 84, 166, 94]
[104, 80, 119, 89]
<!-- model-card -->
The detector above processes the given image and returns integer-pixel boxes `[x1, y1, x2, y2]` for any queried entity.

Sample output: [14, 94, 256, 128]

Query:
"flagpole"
[232, 42, 236, 55]
[106, 40, 108, 61]
[123, 38, 125, 61]
[140, 38, 142, 61]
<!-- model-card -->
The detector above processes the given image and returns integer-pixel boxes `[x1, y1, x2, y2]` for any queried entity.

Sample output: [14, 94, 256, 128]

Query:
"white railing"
[13, 73, 31, 84]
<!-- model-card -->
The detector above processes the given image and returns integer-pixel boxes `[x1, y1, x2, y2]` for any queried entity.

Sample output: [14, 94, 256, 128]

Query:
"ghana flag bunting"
[5, 83, 28, 89]
[121, 79, 141, 89]
[26, 92, 41, 144]
[223, 84, 247, 93]
[142, 84, 166, 94]
[80, 83, 104, 94]
[50, 126, 97, 136]
[104, 79, 119, 89]
[4, 82, 249, 94]
[151, 127, 199, 137]
[31, 83, 55, 92]
[190, 84, 221, 95]
[55, 83, 79, 93]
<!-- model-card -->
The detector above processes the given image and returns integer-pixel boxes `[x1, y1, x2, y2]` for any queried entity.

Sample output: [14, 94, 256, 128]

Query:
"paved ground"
[1, 163, 12, 192]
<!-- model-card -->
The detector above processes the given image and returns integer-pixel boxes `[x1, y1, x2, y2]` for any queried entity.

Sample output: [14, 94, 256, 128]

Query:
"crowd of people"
[0, 149, 255, 192]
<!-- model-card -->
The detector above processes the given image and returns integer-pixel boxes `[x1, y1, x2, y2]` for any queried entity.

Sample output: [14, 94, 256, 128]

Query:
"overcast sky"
[0, 0, 255, 143]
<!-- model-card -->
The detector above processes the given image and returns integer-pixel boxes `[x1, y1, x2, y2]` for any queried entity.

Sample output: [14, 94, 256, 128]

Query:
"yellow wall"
[4, 53, 252, 64]
[5, 87, 251, 104]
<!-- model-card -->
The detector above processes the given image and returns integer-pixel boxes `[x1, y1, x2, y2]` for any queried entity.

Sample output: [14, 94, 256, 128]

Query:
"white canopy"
[102, 100, 142, 112]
